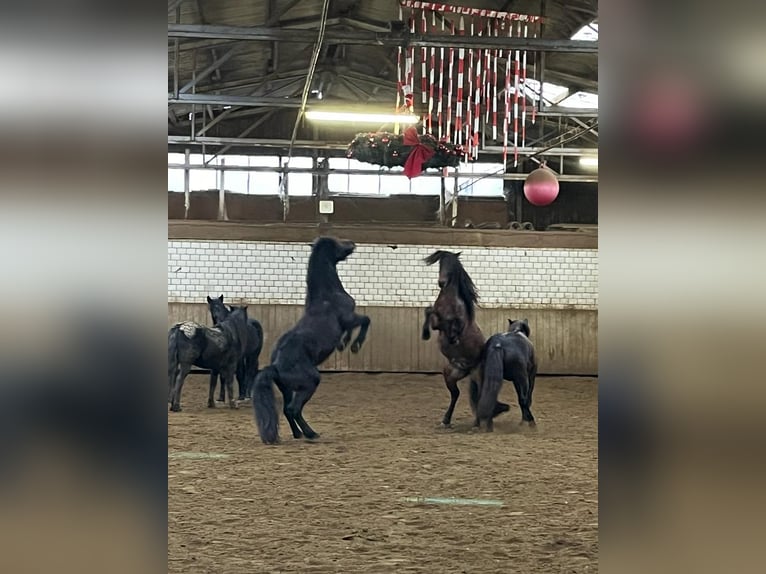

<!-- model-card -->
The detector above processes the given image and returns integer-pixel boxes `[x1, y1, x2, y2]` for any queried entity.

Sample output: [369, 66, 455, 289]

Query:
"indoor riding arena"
[168, 1, 597, 572]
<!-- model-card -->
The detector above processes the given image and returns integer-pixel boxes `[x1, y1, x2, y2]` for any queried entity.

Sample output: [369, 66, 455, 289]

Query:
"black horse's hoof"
[292, 431, 304, 439]
[170, 405, 182, 412]
[303, 431, 320, 440]
[207, 401, 215, 409]
[336, 344, 345, 352]
[350, 341, 361, 353]
[422, 331, 431, 341]
[493, 402, 511, 417]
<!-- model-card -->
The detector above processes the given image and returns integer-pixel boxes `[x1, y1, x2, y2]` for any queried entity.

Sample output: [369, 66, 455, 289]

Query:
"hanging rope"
[280, 0, 331, 219]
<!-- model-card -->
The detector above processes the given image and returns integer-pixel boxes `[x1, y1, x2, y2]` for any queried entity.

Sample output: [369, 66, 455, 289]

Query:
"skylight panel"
[571, 22, 598, 41]
[558, 91, 598, 109]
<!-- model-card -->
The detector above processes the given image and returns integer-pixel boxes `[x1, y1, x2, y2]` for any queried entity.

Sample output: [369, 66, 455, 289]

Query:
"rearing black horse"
[421, 250, 509, 427]
[252, 237, 371, 444]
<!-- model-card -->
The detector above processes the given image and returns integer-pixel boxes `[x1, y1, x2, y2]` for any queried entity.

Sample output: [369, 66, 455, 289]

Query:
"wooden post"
[439, 169, 446, 225]
[183, 148, 190, 219]
[451, 173, 458, 227]
[217, 157, 228, 220]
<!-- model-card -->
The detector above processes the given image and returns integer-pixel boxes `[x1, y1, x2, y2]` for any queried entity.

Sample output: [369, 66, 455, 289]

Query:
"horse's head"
[207, 294, 229, 325]
[424, 250, 478, 319]
[313, 236, 356, 263]
[508, 318, 531, 337]
[424, 250, 462, 288]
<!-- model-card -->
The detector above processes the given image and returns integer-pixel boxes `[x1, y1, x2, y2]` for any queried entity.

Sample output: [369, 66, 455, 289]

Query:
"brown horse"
[421, 250, 509, 427]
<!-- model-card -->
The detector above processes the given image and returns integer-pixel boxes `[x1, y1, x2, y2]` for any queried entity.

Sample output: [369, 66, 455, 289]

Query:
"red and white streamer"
[399, 1, 543, 23]
[521, 23, 528, 148]
[455, 16, 465, 145]
[492, 20, 498, 141]
[395, 1, 542, 163]
[420, 8, 428, 135]
[473, 21, 482, 160]
[465, 17, 474, 159]
[503, 21, 512, 169]
[513, 20, 521, 167]
[446, 19, 455, 142]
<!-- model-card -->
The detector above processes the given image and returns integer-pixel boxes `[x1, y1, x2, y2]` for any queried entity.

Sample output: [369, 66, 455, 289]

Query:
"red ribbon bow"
[402, 126, 435, 179]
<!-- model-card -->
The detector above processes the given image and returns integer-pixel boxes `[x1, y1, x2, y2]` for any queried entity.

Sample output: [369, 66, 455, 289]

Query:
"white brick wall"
[168, 241, 598, 309]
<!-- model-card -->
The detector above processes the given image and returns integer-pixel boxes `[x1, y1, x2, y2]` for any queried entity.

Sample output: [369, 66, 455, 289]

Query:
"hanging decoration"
[523, 163, 559, 206]
[346, 127, 464, 178]
[394, 1, 542, 169]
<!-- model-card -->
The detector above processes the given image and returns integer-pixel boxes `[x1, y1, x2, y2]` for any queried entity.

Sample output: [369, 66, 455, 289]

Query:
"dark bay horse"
[476, 319, 537, 431]
[421, 250, 509, 427]
[207, 295, 264, 403]
[167, 306, 249, 412]
[252, 237, 371, 444]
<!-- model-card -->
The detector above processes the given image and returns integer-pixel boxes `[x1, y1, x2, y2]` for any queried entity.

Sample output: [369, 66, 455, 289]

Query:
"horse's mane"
[306, 238, 344, 304]
[424, 250, 479, 320]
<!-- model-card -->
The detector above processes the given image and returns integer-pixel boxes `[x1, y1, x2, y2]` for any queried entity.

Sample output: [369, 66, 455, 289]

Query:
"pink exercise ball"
[523, 166, 559, 206]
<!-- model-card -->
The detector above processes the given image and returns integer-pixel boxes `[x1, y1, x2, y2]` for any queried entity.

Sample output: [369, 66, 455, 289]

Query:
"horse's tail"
[252, 365, 280, 444]
[167, 326, 180, 389]
[250, 319, 264, 358]
[478, 341, 504, 420]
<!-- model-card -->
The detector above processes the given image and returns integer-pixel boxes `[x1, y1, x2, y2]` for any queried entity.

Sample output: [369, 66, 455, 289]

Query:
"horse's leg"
[217, 368, 226, 402]
[349, 314, 371, 353]
[441, 365, 466, 427]
[170, 363, 191, 412]
[421, 307, 435, 340]
[289, 371, 321, 439]
[207, 371, 218, 408]
[243, 356, 259, 400]
[222, 369, 238, 409]
[469, 378, 481, 429]
[509, 367, 531, 425]
[337, 330, 352, 352]
[276, 382, 302, 439]
[236, 358, 247, 401]
[525, 364, 537, 426]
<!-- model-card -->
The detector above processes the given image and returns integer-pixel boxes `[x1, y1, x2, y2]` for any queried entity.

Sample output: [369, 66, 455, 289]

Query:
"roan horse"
[253, 237, 371, 444]
[207, 295, 264, 403]
[476, 318, 537, 431]
[167, 305, 249, 412]
[421, 250, 509, 427]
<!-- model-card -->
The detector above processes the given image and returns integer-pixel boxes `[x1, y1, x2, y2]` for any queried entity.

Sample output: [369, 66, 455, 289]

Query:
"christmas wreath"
[346, 126, 464, 178]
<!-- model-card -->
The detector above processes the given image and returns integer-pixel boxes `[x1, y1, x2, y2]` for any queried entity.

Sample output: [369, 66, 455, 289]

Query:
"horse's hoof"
[170, 405, 181, 412]
[229, 401, 239, 409]
[304, 432, 319, 440]
[422, 332, 431, 341]
[207, 401, 215, 409]
[292, 432, 303, 439]
[440, 422, 452, 429]
[350, 342, 361, 353]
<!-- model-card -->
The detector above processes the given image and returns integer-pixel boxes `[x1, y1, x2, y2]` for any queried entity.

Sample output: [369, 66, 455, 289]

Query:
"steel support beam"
[168, 24, 598, 52]
[169, 135, 597, 157]
[169, 94, 308, 108]
[167, 161, 597, 182]
[168, 0, 185, 14]
[178, 44, 239, 93]
[266, 0, 304, 26]
[169, 93, 596, 118]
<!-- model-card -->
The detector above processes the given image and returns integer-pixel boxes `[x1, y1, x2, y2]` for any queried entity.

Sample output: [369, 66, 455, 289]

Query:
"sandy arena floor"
[168, 373, 598, 573]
